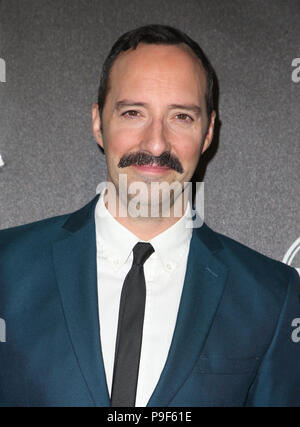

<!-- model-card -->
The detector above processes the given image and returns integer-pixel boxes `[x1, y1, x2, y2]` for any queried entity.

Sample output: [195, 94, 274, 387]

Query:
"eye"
[122, 110, 140, 118]
[176, 113, 193, 122]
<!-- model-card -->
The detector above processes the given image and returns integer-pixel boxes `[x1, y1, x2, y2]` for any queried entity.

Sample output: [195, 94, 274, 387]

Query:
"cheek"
[176, 140, 201, 167]
[105, 126, 139, 158]
[169, 125, 203, 164]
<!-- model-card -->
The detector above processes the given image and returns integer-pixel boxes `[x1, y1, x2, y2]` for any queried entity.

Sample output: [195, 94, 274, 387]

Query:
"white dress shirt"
[94, 189, 193, 407]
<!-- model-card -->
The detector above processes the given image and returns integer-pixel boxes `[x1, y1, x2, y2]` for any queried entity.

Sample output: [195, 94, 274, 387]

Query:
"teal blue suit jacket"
[0, 194, 299, 406]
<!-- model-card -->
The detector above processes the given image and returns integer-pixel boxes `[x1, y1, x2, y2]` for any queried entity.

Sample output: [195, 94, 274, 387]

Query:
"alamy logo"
[291, 319, 300, 343]
[283, 237, 300, 276]
[95, 177, 205, 229]
[0, 57, 6, 83]
[291, 58, 300, 83]
[284, 239, 300, 343]
[0, 318, 6, 342]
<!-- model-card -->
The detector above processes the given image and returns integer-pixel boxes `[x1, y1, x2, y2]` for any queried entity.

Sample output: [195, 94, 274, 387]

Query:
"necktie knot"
[132, 242, 154, 266]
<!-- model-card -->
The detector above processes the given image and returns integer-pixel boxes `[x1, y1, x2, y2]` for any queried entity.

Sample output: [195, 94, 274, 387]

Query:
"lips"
[133, 164, 171, 173]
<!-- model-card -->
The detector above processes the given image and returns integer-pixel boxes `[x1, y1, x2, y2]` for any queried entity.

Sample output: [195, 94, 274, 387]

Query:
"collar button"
[166, 262, 173, 271]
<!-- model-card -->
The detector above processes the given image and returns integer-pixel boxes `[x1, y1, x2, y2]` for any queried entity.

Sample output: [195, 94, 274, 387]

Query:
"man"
[0, 25, 299, 407]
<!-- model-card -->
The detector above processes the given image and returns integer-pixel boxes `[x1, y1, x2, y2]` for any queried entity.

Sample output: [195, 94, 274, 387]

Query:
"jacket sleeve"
[245, 267, 300, 406]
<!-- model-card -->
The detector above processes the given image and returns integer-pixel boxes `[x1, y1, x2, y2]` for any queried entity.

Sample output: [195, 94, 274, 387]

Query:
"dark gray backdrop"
[0, 0, 299, 270]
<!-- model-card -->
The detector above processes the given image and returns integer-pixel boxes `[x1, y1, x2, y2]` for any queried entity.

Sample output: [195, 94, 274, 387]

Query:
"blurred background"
[0, 0, 299, 268]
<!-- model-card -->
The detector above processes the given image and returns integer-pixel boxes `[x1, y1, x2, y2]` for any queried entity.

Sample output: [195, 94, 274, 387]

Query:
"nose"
[139, 117, 170, 157]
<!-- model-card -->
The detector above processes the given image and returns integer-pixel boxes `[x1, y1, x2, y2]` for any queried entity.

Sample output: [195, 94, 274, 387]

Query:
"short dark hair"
[97, 24, 215, 122]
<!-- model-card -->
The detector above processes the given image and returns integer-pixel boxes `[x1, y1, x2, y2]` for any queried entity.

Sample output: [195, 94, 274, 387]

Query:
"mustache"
[118, 151, 184, 173]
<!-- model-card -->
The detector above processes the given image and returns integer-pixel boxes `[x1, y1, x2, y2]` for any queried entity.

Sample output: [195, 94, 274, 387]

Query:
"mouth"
[132, 163, 171, 174]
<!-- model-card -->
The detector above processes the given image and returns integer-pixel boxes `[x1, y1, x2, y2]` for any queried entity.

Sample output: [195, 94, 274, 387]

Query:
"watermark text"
[291, 318, 300, 343]
[96, 176, 204, 228]
[0, 58, 6, 83]
[0, 318, 6, 342]
[291, 58, 300, 83]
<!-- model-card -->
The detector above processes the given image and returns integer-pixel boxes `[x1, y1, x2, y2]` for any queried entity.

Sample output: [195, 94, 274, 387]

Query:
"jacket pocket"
[193, 355, 260, 375]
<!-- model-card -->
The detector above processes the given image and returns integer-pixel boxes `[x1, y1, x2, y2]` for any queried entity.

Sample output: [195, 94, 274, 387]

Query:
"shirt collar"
[95, 188, 193, 272]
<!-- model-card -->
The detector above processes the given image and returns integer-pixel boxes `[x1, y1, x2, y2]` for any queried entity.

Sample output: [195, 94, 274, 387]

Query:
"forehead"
[107, 43, 207, 103]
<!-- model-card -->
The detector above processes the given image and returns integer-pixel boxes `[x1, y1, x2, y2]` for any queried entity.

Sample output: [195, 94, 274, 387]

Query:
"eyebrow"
[169, 103, 202, 116]
[115, 99, 202, 116]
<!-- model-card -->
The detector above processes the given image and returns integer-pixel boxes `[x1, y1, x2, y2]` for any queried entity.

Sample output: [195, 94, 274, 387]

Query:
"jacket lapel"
[51, 194, 110, 406]
[147, 221, 229, 407]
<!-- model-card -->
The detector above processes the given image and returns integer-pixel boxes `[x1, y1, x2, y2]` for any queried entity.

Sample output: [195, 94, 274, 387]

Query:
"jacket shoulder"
[0, 197, 91, 255]
[0, 212, 69, 247]
[0, 194, 99, 245]
[204, 224, 298, 298]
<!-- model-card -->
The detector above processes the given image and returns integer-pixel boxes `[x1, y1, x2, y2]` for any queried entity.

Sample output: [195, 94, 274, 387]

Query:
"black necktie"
[111, 242, 155, 407]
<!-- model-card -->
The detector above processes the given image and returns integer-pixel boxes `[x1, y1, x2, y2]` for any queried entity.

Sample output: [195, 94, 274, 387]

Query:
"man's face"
[92, 43, 215, 209]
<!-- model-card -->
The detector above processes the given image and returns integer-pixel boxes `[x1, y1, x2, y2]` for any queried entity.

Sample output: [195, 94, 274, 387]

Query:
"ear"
[201, 110, 216, 154]
[92, 103, 104, 149]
